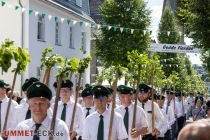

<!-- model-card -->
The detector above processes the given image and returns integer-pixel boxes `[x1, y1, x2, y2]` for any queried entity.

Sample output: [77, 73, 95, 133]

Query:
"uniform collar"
[30, 115, 50, 128]
[1, 96, 8, 102]
[122, 103, 133, 110]
[96, 109, 108, 117]
[61, 98, 74, 106]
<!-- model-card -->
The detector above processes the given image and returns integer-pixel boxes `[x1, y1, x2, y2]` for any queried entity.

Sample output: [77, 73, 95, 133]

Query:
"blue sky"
[147, 0, 202, 65]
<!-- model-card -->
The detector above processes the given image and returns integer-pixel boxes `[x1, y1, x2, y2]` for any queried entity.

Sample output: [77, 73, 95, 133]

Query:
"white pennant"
[179, 31, 182, 36]
[8, 5, 12, 9]
[35, 11, 39, 16]
[108, 26, 112, 30]
[169, 65, 171, 67]
[48, 15, 52, 20]
[120, 28, 124, 33]
[21, 8, 26, 13]
[176, 65, 178, 67]
[85, 22, 89, 27]
[131, 29, 134, 34]
[73, 20, 77, 25]
[61, 18, 65, 23]
[97, 24, 101, 29]
[143, 30, 146, 35]
[167, 31, 170, 36]
[164, 59, 166, 62]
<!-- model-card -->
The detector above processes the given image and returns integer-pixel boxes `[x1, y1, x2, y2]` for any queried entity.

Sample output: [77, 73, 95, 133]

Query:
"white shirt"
[82, 109, 128, 140]
[116, 103, 148, 140]
[0, 96, 18, 131]
[52, 99, 84, 136]
[163, 105, 175, 126]
[19, 98, 27, 106]
[8, 115, 70, 140]
[82, 106, 95, 119]
[159, 108, 169, 138]
[176, 100, 187, 118]
[164, 99, 176, 121]
[138, 100, 164, 134]
[10, 104, 53, 129]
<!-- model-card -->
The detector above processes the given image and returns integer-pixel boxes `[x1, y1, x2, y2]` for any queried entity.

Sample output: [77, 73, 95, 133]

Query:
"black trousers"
[142, 134, 157, 140]
[164, 129, 171, 140]
[177, 116, 185, 134]
[157, 137, 164, 140]
[171, 122, 177, 139]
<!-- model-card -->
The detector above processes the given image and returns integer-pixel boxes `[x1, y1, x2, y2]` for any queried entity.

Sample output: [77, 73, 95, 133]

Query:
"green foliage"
[95, 68, 106, 85]
[0, 39, 15, 72]
[77, 56, 92, 74]
[40, 46, 64, 69]
[12, 47, 30, 74]
[95, 0, 151, 67]
[104, 67, 115, 86]
[176, 0, 191, 25]
[158, 6, 180, 44]
[0, 39, 30, 74]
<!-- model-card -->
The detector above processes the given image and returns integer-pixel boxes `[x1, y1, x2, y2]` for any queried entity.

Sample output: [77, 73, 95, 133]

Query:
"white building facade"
[0, 0, 94, 95]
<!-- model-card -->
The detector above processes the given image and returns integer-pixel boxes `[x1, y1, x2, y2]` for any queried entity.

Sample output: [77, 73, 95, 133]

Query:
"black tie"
[97, 115, 104, 140]
[142, 103, 145, 109]
[0, 101, 2, 133]
[61, 103, 67, 121]
[107, 104, 110, 109]
[33, 123, 41, 140]
[124, 107, 129, 133]
[25, 108, 31, 120]
[86, 108, 91, 117]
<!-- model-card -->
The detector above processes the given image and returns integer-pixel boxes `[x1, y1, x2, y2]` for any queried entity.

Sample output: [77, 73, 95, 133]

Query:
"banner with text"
[148, 43, 200, 53]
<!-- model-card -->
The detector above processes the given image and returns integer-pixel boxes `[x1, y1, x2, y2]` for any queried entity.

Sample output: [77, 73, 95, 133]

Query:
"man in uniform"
[51, 80, 83, 139]
[175, 90, 187, 136]
[8, 81, 70, 140]
[81, 87, 95, 119]
[10, 77, 52, 129]
[138, 84, 164, 140]
[116, 85, 148, 140]
[0, 80, 18, 133]
[82, 85, 128, 140]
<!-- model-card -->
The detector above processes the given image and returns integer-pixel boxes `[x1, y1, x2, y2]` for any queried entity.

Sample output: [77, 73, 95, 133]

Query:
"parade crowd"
[0, 77, 209, 140]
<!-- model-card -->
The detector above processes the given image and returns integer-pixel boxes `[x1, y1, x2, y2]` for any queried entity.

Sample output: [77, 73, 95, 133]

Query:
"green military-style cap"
[61, 80, 73, 88]
[139, 83, 151, 93]
[81, 87, 93, 97]
[117, 85, 133, 94]
[22, 77, 39, 91]
[0, 80, 9, 88]
[91, 85, 110, 99]
[155, 94, 165, 100]
[107, 87, 113, 95]
[27, 82, 52, 100]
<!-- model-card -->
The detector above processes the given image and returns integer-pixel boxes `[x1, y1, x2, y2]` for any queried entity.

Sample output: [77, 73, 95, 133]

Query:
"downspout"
[19, 0, 24, 96]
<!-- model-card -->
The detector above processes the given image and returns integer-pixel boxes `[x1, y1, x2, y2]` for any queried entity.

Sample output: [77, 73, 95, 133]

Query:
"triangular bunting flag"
[125, 28, 129, 33]
[114, 26, 117, 32]
[67, 19, 71, 25]
[143, 30, 146, 35]
[1, 1, 5, 7]
[120, 27, 123, 33]
[131, 29, 134, 34]
[73, 20, 77, 25]
[48, 15, 52, 20]
[91, 23, 95, 28]
[80, 21, 84, 26]
[29, 9, 33, 15]
[21, 8, 26, 13]
[55, 17, 58, 21]
[108, 26, 112, 30]
[85, 22, 89, 27]
[97, 24, 101, 29]
[35, 11, 39, 16]
[61, 18, 65, 23]
[8, 5, 12, 9]
[167, 31, 170, 36]
[42, 13, 46, 18]
[15, 5, 19, 10]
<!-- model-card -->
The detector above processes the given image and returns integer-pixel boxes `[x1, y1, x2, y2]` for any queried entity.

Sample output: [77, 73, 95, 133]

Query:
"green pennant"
[114, 26, 117, 32]
[125, 28, 129, 33]
[80, 21, 84, 26]
[67, 19, 71, 25]
[91, 23, 95, 27]
[1, 1, 6, 7]
[55, 17, 58, 21]
[15, 5, 19, 10]
[29, 9, 33, 15]
[41, 13, 46, 18]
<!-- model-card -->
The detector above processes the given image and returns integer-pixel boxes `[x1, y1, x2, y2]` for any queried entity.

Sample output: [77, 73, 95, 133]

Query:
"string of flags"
[0, 0, 184, 35]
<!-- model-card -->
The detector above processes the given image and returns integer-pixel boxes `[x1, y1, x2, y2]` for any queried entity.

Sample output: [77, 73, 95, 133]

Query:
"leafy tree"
[157, 6, 181, 77]
[95, 0, 151, 67]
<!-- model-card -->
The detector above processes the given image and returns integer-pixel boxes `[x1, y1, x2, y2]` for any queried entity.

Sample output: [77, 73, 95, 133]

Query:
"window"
[81, 32, 86, 51]
[37, 15, 45, 41]
[55, 21, 61, 45]
[76, 0, 82, 7]
[69, 27, 74, 49]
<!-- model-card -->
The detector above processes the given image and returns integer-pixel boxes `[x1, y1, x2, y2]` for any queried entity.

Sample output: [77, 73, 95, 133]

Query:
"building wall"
[0, 0, 29, 93]
[29, 0, 91, 94]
